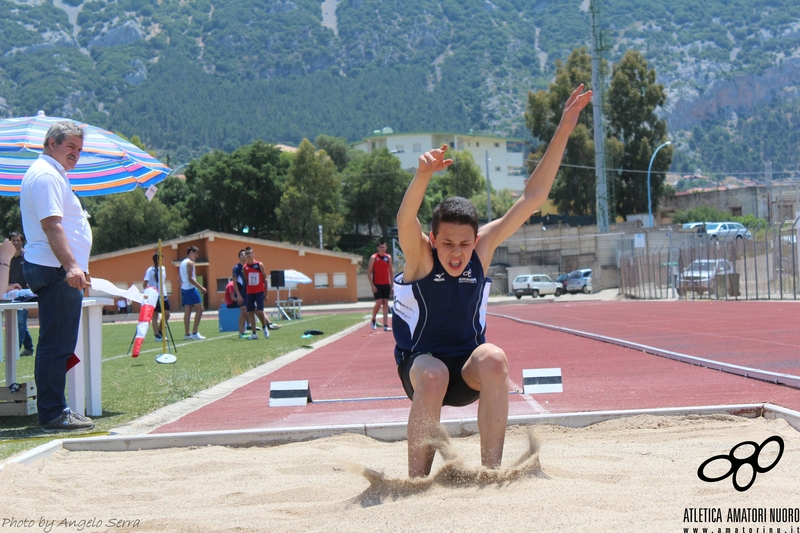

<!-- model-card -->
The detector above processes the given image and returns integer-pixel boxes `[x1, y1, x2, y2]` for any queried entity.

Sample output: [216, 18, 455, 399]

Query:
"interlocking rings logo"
[697, 436, 784, 492]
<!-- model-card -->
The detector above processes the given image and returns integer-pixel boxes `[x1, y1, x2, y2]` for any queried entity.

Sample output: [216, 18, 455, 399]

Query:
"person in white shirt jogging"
[180, 246, 207, 340]
[143, 252, 170, 341]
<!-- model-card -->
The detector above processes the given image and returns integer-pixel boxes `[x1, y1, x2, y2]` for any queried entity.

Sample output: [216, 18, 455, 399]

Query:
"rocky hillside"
[0, 0, 798, 173]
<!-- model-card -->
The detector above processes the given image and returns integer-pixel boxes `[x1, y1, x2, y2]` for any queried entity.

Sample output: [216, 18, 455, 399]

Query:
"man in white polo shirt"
[20, 121, 94, 433]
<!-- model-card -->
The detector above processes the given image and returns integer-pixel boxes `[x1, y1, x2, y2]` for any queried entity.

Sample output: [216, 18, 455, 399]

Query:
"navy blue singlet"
[392, 250, 492, 365]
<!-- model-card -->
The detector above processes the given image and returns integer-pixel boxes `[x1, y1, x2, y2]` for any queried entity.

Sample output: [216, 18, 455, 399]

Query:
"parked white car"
[511, 274, 563, 298]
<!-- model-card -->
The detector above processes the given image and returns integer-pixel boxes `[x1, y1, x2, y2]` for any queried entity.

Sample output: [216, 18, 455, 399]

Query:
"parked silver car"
[565, 268, 592, 294]
[511, 274, 563, 298]
[677, 259, 734, 296]
[697, 222, 752, 240]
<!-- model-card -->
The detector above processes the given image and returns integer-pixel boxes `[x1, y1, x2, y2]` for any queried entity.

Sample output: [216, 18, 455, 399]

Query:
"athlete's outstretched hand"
[558, 84, 593, 134]
[416, 144, 453, 179]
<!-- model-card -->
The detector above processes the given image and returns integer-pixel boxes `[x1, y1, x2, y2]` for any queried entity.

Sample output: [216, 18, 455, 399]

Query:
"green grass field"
[0, 312, 365, 461]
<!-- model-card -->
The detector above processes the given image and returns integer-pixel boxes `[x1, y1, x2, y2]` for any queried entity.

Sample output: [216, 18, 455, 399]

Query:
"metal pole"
[647, 141, 671, 228]
[669, 231, 676, 298]
[590, 0, 609, 233]
[712, 235, 719, 299]
[743, 233, 749, 300]
[318, 224, 323, 250]
[793, 215, 800, 299]
[754, 229, 760, 300]
[485, 151, 492, 223]
[732, 236, 738, 301]
[779, 222, 785, 300]
[766, 227, 772, 300]
[689, 238, 702, 300]
[657, 246, 664, 299]
[637, 252, 644, 299]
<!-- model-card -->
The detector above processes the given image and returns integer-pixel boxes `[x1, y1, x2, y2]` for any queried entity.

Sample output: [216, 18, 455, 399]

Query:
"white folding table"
[1, 297, 113, 417]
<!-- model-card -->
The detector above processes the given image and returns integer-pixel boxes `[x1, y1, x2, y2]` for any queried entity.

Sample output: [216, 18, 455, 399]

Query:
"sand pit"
[2, 414, 800, 532]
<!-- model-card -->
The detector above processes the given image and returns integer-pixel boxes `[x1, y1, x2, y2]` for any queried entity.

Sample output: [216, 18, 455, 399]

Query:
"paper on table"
[90, 277, 144, 304]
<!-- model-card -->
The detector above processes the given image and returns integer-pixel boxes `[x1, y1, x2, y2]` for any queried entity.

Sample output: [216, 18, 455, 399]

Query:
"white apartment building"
[352, 128, 528, 191]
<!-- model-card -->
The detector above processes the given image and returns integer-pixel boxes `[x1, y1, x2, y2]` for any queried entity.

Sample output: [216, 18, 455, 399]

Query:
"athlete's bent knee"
[412, 365, 449, 398]
[476, 347, 508, 376]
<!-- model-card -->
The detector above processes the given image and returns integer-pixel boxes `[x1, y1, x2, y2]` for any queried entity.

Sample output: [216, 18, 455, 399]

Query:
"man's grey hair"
[44, 121, 84, 148]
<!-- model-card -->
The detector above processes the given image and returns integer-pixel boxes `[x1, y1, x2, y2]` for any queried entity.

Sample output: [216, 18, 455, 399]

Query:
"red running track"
[492, 299, 800, 375]
[153, 301, 800, 434]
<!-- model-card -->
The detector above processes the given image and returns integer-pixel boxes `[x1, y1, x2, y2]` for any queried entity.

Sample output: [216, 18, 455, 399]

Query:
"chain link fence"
[619, 219, 800, 300]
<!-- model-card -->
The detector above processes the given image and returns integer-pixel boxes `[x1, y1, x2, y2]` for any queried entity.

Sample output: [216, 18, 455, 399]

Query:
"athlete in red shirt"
[242, 248, 279, 339]
[367, 240, 394, 331]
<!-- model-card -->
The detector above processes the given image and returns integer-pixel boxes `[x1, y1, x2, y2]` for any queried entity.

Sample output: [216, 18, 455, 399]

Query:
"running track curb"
[4, 403, 799, 470]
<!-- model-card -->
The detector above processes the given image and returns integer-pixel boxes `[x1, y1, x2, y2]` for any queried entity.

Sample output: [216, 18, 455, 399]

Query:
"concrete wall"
[490, 224, 625, 294]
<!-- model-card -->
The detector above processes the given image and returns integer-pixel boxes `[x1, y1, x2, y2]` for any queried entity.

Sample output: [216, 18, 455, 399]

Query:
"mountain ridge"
[0, 0, 798, 175]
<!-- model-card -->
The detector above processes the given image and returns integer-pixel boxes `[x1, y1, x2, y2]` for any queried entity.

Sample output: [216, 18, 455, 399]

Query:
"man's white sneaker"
[247, 333, 258, 340]
[189, 332, 206, 340]
[371, 320, 377, 330]
[184, 334, 192, 340]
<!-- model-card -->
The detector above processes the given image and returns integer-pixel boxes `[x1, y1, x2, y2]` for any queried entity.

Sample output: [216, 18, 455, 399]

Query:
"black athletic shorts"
[154, 297, 171, 312]
[397, 351, 480, 407]
[373, 284, 392, 300]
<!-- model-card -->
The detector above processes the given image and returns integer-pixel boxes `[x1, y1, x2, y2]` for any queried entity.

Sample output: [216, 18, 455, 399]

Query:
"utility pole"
[590, 0, 610, 233]
[485, 151, 492, 223]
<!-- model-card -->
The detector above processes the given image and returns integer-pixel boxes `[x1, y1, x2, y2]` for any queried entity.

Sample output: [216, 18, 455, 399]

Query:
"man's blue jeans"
[23, 262, 83, 425]
[17, 309, 33, 351]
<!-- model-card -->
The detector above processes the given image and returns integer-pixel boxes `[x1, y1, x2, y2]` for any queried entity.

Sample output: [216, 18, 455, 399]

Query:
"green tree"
[315, 135, 349, 172]
[277, 139, 345, 247]
[90, 189, 187, 254]
[182, 140, 286, 238]
[669, 207, 767, 231]
[343, 148, 411, 237]
[471, 188, 517, 221]
[153, 176, 191, 219]
[525, 48, 596, 216]
[526, 48, 672, 221]
[440, 149, 485, 199]
[606, 49, 672, 219]
[669, 206, 729, 224]
[0, 197, 23, 238]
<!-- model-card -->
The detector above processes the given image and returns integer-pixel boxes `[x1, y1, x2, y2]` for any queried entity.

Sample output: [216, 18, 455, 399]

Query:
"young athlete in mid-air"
[392, 84, 592, 477]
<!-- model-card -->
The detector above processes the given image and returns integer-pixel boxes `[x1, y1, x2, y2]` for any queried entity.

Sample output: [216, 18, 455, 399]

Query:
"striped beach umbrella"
[0, 111, 171, 196]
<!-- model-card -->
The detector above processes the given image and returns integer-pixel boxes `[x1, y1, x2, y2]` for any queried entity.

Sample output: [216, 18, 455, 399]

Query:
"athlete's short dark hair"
[186, 245, 199, 255]
[431, 197, 479, 237]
